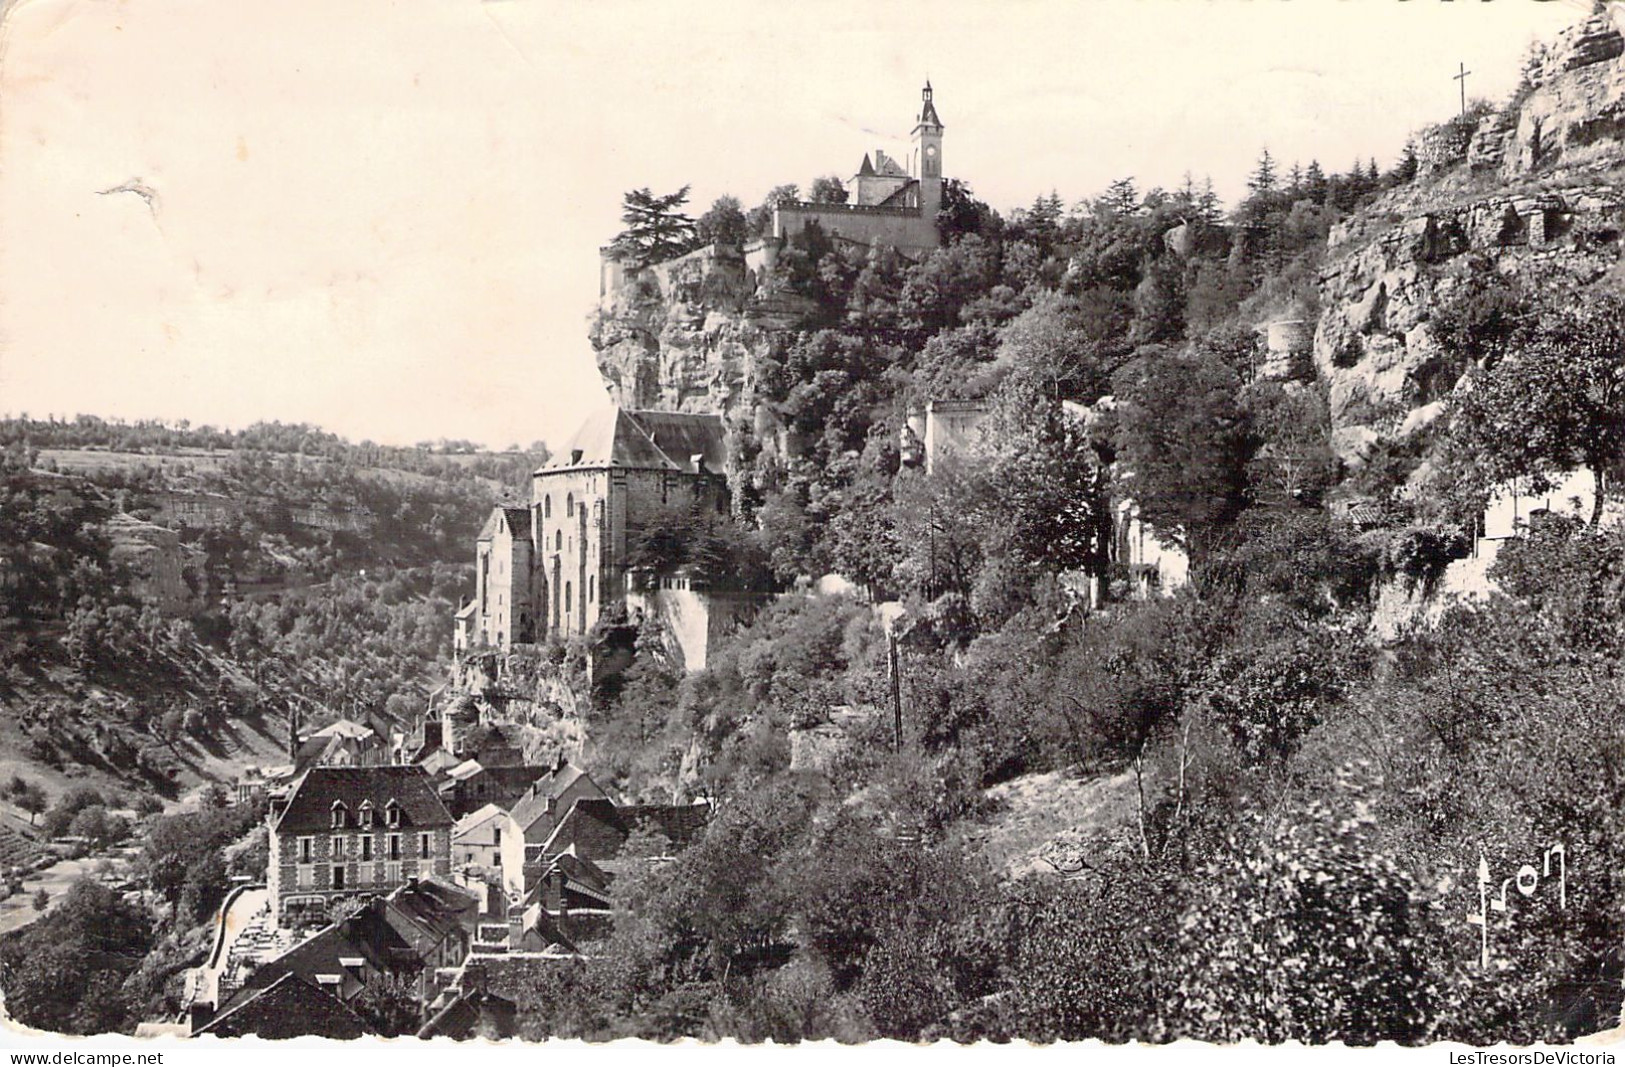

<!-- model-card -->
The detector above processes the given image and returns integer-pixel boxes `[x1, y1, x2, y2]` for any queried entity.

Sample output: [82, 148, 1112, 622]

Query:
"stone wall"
[773, 199, 940, 253]
[625, 581, 770, 672]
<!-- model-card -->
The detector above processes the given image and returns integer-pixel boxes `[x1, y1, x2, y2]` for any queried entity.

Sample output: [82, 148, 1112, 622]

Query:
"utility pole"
[1455, 62, 1472, 117]
[887, 630, 903, 751]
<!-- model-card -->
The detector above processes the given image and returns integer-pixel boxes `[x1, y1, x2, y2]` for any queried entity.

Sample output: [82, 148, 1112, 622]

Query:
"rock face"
[1314, 17, 1625, 466]
[589, 244, 809, 424]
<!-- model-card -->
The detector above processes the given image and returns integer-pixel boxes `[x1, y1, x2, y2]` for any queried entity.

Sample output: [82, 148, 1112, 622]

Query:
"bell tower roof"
[916, 80, 943, 130]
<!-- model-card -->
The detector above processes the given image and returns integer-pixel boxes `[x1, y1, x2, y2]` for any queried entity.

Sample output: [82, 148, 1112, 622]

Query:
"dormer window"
[331, 800, 347, 829]
[358, 801, 375, 829]
[385, 799, 402, 828]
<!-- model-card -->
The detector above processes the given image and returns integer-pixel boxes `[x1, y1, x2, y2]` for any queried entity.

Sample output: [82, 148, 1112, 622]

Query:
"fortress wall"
[774, 203, 939, 252]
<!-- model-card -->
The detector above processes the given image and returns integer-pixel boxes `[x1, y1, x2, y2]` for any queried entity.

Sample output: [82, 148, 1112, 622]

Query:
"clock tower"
[912, 81, 945, 219]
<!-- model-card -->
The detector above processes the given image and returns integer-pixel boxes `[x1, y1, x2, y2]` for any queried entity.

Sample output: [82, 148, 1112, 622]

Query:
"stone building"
[266, 765, 454, 928]
[462, 405, 728, 652]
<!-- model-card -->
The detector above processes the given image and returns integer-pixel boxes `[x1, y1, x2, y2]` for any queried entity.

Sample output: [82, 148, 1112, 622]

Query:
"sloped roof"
[918, 81, 943, 128]
[540, 407, 671, 471]
[877, 179, 921, 209]
[447, 759, 484, 783]
[622, 803, 711, 851]
[453, 803, 508, 839]
[196, 972, 371, 1040]
[536, 407, 726, 474]
[536, 798, 710, 869]
[628, 411, 728, 474]
[857, 152, 876, 177]
[478, 506, 532, 541]
[420, 748, 461, 776]
[383, 879, 478, 958]
[273, 766, 452, 835]
[310, 719, 376, 740]
[508, 763, 608, 837]
[417, 989, 518, 1041]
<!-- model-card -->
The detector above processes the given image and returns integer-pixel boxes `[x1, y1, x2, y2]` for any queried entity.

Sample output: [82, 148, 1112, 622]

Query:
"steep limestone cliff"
[1315, 11, 1625, 465]
[589, 243, 810, 424]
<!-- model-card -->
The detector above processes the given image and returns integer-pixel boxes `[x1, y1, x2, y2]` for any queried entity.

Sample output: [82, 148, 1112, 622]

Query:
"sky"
[0, 0, 1596, 450]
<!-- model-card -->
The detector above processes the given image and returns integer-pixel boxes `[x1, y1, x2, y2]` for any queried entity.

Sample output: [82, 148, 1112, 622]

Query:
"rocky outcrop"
[1314, 15, 1625, 466]
[589, 244, 811, 423]
[1316, 184, 1625, 463]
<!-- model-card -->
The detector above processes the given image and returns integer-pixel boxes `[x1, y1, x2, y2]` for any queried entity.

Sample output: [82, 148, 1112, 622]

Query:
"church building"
[456, 406, 728, 653]
[770, 82, 947, 254]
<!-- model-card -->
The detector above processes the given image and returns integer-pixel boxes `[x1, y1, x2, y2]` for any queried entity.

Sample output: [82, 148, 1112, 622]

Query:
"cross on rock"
[1455, 62, 1472, 117]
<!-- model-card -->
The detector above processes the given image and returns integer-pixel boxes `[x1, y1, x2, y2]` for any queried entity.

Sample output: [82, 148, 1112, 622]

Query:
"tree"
[1095, 176, 1140, 219]
[696, 195, 749, 247]
[1114, 348, 1257, 562]
[14, 780, 47, 825]
[1450, 287, 1625, 525]
[1247, 148, 1277, 195]
[605, 186, 699, 268]
[1169, 777, 1433, 1044]
[747, 183, 801, 236]
[807, 175, 848, 204]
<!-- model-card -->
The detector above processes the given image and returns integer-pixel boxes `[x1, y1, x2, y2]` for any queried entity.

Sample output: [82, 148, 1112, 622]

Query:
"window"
[389, 834, 402, 860]
[359, 803, 374, 829]
[564, 582, 571, 611]
[331, 801, 347, 828]
[387, 862, 402, 883]
[588, 575, 594, 602]
[566, 493, 574, 516]
[331, 835, 345, 859]
[374, 864, 386, 885]
[332, 865, 346, 890]
[544, 495, 551, 518]
[297, 865, 313, 888]
[554, 531, 562, 551]
[385, 801, 401, 828]
[361, 836, 373, 861]
[420, 833, 433, 857]
[298, 837, 313, 863]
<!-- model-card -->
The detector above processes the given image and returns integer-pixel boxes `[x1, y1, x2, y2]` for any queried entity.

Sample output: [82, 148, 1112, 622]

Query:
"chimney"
[690, 453, 705, 474]
[570, 448, 583, 465]
[288, 705, 301, 761]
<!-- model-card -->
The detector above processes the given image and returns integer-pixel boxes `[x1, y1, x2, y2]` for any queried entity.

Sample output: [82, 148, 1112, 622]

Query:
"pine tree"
[1304, 161, 1328, 205]
[1247, 149, 1278, 195]
[1098, 177, 1141, 218]
[606, 186, 699, 268]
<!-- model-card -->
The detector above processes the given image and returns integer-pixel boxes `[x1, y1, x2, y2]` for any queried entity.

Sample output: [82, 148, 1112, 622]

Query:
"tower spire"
[917, 80, 943, 130]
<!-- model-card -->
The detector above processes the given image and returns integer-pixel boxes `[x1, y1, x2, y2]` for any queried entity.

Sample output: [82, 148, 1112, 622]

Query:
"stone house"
[451, 803, 507, 870]
[192, 972, 372, 1040]
[437, 760, 553, 818]
[497, 762, 610, 901]
[214, 878, 476, 1028]
[462, 507, 534, 651]
[266, 765, 454, 928]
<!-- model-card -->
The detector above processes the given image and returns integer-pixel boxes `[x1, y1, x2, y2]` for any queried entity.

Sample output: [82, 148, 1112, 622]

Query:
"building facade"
[267, 766, 455, 928]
